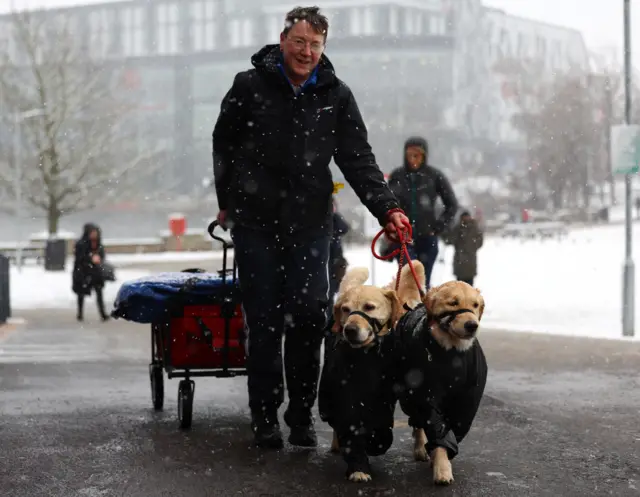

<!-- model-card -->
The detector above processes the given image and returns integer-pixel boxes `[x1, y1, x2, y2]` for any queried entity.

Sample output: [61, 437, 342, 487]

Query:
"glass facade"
[156, 3, 180, 54]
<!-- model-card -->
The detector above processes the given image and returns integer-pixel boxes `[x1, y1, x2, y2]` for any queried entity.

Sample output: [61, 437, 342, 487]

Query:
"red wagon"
[148, 221, 247, 429]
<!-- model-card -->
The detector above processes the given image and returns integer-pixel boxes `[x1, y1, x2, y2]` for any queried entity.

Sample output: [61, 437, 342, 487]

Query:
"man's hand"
[216, 210, 228, 230]
[91, 254, 101, 264]
[384, 209, 412, 243]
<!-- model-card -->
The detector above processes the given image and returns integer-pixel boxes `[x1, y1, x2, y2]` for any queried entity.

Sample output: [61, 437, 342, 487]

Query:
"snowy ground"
[8, 265, 150, 312]
[357, 223, 640, 342]
[7, 223, 640, 341]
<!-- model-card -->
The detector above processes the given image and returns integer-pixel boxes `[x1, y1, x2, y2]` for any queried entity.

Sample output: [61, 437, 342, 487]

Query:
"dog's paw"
[348, 471, 372, 483]
[413, 446, 429, 462]
[433, 461, 454, 486]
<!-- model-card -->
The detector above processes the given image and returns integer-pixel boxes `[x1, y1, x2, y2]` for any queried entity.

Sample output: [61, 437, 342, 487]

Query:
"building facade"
[0, 0, 589, 194]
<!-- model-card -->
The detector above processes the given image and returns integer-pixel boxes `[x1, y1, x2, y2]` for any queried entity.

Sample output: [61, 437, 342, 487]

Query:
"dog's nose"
[464, 320, 479, 335]
[344, 323, 361, 341]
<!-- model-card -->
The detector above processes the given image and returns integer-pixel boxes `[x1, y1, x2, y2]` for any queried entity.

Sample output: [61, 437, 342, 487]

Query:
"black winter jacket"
[319, 332, 397, 474]
[72, 223, 106, 296]
[212, 45, 399, 243]
[393, 304, 487, 459]
[387, 137, 458, 237]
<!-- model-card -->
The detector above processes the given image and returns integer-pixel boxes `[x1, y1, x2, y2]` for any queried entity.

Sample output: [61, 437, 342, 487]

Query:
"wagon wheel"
[177, 379, 195, 430]
[149, 364, 164, 411]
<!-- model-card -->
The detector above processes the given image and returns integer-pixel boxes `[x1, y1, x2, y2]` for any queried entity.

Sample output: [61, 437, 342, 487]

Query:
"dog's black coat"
[393, 303, 487, 459]
[319, 331, 397, 478]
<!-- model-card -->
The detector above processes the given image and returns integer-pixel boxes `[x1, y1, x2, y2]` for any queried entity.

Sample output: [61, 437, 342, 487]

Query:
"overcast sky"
[2, 0, 638, 64]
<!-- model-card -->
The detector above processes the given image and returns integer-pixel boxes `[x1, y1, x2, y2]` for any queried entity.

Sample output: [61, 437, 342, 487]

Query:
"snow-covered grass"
[9, 265, 150, 311]
[349, 223, 640, 341]
[7, 223, 640, 341]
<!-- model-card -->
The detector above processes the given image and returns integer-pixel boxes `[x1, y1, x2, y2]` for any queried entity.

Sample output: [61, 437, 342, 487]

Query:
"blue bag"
[111, 271, 240, 324]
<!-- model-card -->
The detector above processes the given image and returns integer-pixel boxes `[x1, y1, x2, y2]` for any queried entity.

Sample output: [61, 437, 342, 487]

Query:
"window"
[430, 15, 446, 35]
[363, 7, 374, 35]
[350, 8, 361, 36]
[414, 12, 423, 34]
[405, 10, 418, 35]
[389, 6, 398, 35]
[229, 19, 241, 47]
[241, 18, 253, 46]
[0, 21, 11, 62]
[89, 9, 110, 58]
[122, 6, 145, 56]
[267, 14, 280, 42]
[157, 3, 179, 54]
[191, 1, 216, 51]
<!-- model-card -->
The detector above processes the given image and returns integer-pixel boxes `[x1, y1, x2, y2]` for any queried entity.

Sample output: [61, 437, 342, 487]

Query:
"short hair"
[283, 6, 329, 39]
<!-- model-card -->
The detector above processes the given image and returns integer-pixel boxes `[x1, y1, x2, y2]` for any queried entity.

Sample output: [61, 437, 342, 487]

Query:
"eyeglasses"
[288, 37, 325, 54]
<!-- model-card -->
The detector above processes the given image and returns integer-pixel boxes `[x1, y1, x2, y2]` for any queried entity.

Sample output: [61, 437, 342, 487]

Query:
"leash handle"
[370, 226, 425, 299]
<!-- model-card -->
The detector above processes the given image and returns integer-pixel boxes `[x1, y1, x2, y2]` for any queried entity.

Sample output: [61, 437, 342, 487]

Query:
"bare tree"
[0, 10, 164, 234]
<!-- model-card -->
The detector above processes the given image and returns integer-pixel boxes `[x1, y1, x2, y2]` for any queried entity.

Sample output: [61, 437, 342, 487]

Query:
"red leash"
[371, 225, 426, 299]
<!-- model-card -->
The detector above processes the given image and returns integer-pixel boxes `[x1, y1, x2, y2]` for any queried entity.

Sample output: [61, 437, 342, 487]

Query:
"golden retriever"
[318, 262, 425, 483]
[395, 280, 487, 485]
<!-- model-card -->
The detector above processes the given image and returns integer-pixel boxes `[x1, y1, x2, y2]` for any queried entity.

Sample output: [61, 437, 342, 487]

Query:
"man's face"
[279, 20, 325, 81]
[405, 146, 425, 170]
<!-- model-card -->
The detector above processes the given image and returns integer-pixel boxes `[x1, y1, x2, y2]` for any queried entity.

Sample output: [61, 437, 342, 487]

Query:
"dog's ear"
[476, 290, 485, 321]
[339, 267, 369, 294]
[383, 289, 402, 328]
[424, 285, 439, 314]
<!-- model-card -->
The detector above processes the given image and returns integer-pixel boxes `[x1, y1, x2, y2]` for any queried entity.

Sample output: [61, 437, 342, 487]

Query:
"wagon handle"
[208, 220, 234, 250]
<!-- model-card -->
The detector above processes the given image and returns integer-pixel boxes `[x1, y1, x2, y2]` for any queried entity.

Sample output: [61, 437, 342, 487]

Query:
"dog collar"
[429, 308, 475, 332]
[347, 310, 392, 348]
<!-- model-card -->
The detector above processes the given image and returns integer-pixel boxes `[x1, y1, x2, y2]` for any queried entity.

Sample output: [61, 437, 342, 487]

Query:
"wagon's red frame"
[148, 221, 247, 429]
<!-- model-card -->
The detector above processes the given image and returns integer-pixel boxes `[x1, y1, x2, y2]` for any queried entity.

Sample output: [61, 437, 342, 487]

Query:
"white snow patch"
[9, 266, 150, 310]
[345, 223, 640, 341]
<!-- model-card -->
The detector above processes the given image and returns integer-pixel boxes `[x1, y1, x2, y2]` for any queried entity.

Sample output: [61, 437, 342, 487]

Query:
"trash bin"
[45, 238, 66, 271]
[0, 254, 10, 324]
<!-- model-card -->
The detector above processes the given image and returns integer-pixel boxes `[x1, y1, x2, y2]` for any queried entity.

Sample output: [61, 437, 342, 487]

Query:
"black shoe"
[252, 420, 283, 449]
[288, 425, 317, 447]
[101, 315, 110, 322]
[77, 315, 83, 322]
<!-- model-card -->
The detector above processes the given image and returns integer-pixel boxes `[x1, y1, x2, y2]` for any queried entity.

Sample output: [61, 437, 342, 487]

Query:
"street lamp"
[12, 108, 46, 272]
[622, 0, 634, 337]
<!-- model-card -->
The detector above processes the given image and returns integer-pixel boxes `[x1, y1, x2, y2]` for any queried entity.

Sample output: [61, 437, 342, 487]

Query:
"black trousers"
[231, 226, 330, 427]
[77, 286, 107, 319]
[457, 277, 474, 286]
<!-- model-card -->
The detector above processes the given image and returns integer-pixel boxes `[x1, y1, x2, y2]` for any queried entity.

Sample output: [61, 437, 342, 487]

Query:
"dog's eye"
[473, 302, 479, 308]
[449, 300, 459, 307]
[341, 305, 351, 314]
[363, 303, 376, 312]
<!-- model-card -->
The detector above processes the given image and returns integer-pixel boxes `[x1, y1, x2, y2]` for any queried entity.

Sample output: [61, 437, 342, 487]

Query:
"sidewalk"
[1, 311, 639, 496]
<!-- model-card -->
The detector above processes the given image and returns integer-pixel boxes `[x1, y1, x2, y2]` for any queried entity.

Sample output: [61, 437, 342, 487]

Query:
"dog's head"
[331, 267, 401, 348]
[424, 281, 485, 351]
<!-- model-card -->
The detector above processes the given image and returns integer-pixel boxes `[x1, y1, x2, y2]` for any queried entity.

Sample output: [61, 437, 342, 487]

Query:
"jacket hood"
[403, 136, 429, 170]
[81, 223, 102, 243]
[250, 44, 337, 87]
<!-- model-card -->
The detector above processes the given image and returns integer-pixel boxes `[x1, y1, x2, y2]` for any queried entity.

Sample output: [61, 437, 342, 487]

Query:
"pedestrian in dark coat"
[387, 137, 458, 288]
[72, 223, 109, 322]
[212, 6, 409, 449]
[442, 211, 484, 286]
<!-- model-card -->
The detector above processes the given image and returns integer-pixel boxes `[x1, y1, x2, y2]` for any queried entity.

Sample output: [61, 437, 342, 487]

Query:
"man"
[212, 6, 409, 449]
[388, 137, 458, 288]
